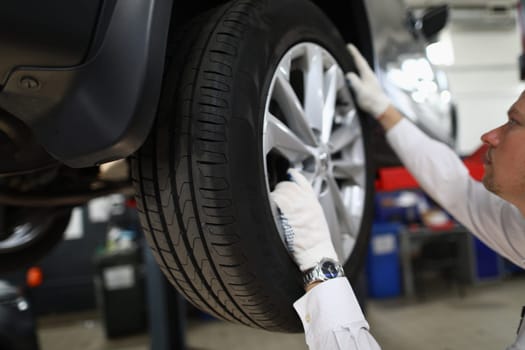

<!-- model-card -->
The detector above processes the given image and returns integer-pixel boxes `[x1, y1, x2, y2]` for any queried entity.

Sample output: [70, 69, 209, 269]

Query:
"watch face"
[321, 260, 339, 278]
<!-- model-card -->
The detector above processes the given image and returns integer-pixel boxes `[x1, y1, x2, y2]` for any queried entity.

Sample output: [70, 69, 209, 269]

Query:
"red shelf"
[376, 145, 487, 191]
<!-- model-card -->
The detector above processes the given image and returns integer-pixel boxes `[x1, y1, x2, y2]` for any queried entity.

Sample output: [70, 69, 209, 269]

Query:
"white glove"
[270, 168, 339, 272]
[346, 44, 391, 118]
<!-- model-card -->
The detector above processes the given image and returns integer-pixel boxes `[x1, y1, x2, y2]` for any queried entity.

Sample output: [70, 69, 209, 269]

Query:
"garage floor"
[36, 276, 525, 350]
[35, 7, 525, 350]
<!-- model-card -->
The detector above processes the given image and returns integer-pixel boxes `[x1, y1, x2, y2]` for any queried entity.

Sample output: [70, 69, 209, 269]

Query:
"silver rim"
[263, 42, 367, 263]
[0, 214, 56, 252]
[0, 223, 46, 251]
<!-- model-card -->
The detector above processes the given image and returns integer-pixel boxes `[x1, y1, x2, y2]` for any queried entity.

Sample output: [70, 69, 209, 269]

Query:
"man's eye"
[508, 119, 518, 127]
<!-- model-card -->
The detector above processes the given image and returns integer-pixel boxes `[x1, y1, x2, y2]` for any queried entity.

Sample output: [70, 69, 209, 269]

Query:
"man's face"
[481, 90, 525, 203]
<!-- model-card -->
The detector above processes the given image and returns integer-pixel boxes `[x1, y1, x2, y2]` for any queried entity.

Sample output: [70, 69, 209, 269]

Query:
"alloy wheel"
[263, 42, 367, 262]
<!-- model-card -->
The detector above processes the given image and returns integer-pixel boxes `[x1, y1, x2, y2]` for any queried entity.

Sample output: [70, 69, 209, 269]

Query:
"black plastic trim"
[0, 0, 103, 87]
[0, 110, 58, 176]
[0, 0, 173, 168]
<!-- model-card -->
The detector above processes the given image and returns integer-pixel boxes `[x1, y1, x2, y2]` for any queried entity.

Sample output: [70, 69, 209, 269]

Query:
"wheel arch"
[312, 0, 375, 68]
[0, 0, 174, 169]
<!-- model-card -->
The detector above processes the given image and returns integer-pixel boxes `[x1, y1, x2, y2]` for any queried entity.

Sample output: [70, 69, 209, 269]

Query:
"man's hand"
[346, 44, 391, 118]
[270, 168, 339, 272]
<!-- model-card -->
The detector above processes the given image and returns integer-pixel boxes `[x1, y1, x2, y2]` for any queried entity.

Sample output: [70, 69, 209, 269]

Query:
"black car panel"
[0, 0, 173, 169]
[0, 0, 103, 87]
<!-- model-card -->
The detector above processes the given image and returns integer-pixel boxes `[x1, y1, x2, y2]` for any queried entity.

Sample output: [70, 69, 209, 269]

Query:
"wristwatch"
[303, 258, 345, 287]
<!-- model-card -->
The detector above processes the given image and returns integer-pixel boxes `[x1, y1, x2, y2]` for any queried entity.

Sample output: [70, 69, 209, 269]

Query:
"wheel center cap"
[319, 152, 329, 170]
[317, 146, 331, 174]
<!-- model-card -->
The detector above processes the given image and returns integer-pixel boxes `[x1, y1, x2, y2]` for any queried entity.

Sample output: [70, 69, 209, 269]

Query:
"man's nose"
[480, 125, 502, 146]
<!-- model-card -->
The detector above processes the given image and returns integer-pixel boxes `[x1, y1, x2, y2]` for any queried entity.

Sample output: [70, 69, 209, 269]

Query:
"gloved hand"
[270, 168, 339, 272]
[346, 43, 391, 118]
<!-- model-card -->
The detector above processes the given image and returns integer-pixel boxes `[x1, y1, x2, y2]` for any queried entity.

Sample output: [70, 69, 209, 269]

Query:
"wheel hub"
[316, 146, 331, 176]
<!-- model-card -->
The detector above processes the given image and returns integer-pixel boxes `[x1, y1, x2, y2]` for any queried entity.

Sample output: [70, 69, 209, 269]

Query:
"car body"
[365, 1, 456, 166]
[0, 0, 454, 332]
[405, 0, 516, 10]
[0, 0, 453, 171]
[0, 280, 40, 350]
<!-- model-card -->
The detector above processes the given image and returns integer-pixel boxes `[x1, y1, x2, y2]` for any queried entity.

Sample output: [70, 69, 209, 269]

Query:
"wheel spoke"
[312, 176, 323, 197]
[273, 73, 317, 146]
[326, 176, 358, 238]
[321, 65, 338, 143]
[329, 110, 359, 153]
[303, 45, 324, 133]
[341, 184, 366, 234]
[278, 51, 292, 81]
[344, 140, 366, 188]
[264, 112, 315, 162]
[318, 183, 345, 261]
[332, 158, 364, 180]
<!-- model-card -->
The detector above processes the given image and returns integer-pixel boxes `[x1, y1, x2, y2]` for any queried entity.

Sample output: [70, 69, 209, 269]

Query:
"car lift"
[124, 197, 188, 350]
[143, 243, 187, 350]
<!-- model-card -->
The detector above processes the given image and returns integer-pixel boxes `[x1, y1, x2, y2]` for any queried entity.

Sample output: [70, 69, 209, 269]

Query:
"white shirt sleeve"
[293, 278, 381, 350]
[386, 118, 525, 268]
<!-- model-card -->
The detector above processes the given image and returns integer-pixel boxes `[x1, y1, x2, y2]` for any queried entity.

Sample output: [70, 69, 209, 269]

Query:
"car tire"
[132, 0, 374, 332]
[0, 207, 72, 273]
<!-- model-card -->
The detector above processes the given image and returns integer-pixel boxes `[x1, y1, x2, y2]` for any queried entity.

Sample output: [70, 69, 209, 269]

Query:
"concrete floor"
[36, 275, 525, 350]
[35, 6, 525, 350]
